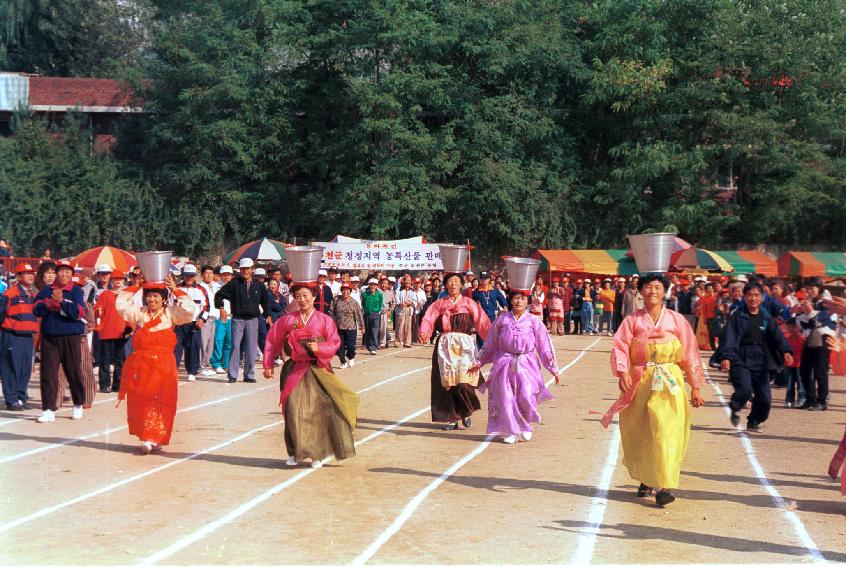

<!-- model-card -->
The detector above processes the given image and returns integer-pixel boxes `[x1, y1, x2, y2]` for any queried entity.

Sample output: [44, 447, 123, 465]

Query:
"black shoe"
[244, 378, 257, 383]
[747, 421, 761, 432]
[798, 402, 812, 409]
[111, 386, 120, 393]
[636, 483, 653, 497]
[442, 422, 458, 430]
[20, 401, 32, 410]
[461, 417, 472, 428]
[99, 386, 112, 394]
[5, 404, 23, 412]
[655, 490, 676, 507]
[730, 412, 740, 427]
[228, 378, 237, 383]
[813, 403, 827, 411]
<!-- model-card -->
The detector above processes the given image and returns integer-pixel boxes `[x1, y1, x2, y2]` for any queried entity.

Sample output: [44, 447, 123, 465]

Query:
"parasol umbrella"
[222, 238, 288, 265]
[70, 246, 137, 272]
[670, 248, 734, 273]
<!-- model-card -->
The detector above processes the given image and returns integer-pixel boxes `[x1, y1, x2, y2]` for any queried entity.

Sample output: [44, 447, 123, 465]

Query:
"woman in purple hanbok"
[470, 290, 559, 443]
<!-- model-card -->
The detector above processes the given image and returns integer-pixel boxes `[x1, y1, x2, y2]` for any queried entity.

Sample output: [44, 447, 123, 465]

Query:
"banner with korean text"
[313, 242, 443, 271]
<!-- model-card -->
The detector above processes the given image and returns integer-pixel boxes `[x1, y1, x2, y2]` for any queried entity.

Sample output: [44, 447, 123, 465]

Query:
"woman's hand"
[468, 362, 482, 375]
[307, 340, 319, 354]
[165, 274, 178, 291]
[690, 388, 704, 408]
[553, 371, 560, 385]
[263, 368, 274, 379]
[720, 359, 730, 371]
[783, 353, 794, 366]
[618, 372, 632, 393]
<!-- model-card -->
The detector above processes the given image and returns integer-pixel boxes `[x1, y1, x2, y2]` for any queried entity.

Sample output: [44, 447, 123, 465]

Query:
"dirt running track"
[0, 335, 844, 565]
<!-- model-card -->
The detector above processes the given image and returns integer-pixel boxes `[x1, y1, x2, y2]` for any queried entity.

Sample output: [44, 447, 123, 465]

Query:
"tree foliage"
[1, 0, 845, 261]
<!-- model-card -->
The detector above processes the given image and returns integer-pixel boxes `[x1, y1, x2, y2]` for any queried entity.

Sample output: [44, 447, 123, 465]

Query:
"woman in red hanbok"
[115, 275, 195, 453]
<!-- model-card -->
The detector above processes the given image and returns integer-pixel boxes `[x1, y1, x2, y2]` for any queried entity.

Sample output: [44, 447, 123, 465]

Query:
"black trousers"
[800, 345, 829, 406]
[40, 334, 85, 411]
[98, 337, 127, 391]
[337, 329, 357, 363]
[729, 345, 772, 425]
[174, 323, 201, 375]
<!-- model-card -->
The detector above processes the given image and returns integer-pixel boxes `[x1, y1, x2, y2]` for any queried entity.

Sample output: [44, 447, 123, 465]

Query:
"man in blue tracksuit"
[720, 281, 793, 431]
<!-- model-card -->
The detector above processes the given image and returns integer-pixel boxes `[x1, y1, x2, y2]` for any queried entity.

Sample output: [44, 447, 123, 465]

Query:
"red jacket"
[95, 289, 131, 340]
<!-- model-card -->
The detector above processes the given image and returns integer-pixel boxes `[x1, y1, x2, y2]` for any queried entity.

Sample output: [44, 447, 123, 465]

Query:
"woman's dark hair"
[443, 273, 462, 286]
[289, 283, 317, 297]
[806, 276, 824, 289]
[636, 273, 670, 292]
[743, 281, 764, 295]
[34, 261, 57, 290]
[143, 287, 168, 301]
[508, 290, 529, 305]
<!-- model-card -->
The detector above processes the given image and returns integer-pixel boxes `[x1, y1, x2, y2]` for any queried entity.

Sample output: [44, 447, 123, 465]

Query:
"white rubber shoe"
[339, 362, 348, 369]
[503, 435, 517, 444]
[285, 456, 298, 467]
[521, 431, 533, 441]
[187, 374, 196, 382]
[311, 460, 324, 469]
[37, 410, 55, 423]
[348, 358, 355, 368]
[201, 369, 215, 377]
[71, 406, 84, 420]
[215, 367, 225, 374]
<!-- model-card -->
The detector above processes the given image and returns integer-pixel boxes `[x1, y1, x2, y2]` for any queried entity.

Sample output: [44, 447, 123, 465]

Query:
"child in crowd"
[783, 318, 805, 408]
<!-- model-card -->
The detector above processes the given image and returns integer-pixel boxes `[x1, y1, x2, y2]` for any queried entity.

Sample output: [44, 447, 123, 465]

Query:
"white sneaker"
[311, 459, 324, 469]
[37, 410, 56, 423]
[141, 441, 153, 454]
[348, 358, 355, 368]
[187, 374, 196, 382]
[201, 369, 215, 377]
[257, 351, 264, 361]
[274, 357, 283, 366]
[503, 435, 517, 444]
[71, 406, 84, 420]
[285, 456, 298, 467]
[339, 362, 348, 369]
[215, 367, 225, 374]
[521, 431, 533, 441]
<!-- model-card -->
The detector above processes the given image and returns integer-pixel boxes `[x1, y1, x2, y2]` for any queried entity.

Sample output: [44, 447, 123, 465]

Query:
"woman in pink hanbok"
[596, 273, 705, 507]
[470, 291, 559, 443]
[263, 284, 359, 468]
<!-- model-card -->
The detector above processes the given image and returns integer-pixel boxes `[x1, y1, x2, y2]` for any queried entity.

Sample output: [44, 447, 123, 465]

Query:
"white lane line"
[352, 338, 602, 566]
[0, 347, 423, 428]
[570, 425, 620, 564]
[705, 369, 827, 563]
[351, 433, 495, 566]
[0, 421, 280, 534]
[0, 386, 274, 465]
[139, 406, 432, 566]
[0, 363, 431, 533]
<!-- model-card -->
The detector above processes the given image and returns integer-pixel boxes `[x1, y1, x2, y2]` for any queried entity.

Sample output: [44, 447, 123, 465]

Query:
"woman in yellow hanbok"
[597, 273, 705, 507]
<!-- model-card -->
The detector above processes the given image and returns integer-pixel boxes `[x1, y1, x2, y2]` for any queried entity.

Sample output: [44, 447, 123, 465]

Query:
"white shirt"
[177, 285, 205, 321]
[413, 288, 427, 313]
[200, 281, 220, 320]
[327, 280, 342, 296]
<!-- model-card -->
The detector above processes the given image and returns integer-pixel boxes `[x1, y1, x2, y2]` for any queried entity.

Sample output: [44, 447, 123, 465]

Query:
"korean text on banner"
[313, 242, 443, 271]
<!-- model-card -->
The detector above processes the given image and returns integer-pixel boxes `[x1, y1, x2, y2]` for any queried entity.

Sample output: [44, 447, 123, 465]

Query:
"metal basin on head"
[286, 246, 324, 285]
[505, 257, 541, 293]
[627, 233, 677, 273]
[135, 251, 173, 284]
[439, 244, 468, 274]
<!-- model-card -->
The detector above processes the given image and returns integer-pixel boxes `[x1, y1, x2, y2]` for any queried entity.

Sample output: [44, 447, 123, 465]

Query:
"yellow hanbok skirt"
[619, 339, 691, 489]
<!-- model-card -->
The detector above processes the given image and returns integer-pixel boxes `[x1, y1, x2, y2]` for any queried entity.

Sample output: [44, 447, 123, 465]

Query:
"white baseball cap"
[219, 265, 234, 274]
[351, 276, 360, 282]
[238, 258, 254, 269]
[318, 269, 328, 276]
[182, 264, 198, 275]
[95, 264, 113, 274]
[254, 267, 266, 276]
[368, 278, 378, 284]
[388, 276, 396, 282]
[735, 274, 748, 282]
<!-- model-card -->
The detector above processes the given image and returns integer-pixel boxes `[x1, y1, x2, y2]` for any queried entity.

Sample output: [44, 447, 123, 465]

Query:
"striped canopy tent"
[777, 251, 846, 278]
[533, 249, 639, 275]
[222, 238, 289, 265]
[712, 250, 778, 276]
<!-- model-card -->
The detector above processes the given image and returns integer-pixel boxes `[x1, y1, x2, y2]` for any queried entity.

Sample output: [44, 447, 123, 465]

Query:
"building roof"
[0, 73, 140, 112]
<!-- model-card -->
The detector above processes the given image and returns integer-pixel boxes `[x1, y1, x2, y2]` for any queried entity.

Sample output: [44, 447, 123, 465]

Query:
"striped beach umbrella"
[670, 248, 734, 273]
[222, 238, 288, 265]
[69, 246, 137, 272]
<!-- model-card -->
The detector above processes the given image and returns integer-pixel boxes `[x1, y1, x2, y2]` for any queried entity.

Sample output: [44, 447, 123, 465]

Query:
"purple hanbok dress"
[475, 311, 559, 436]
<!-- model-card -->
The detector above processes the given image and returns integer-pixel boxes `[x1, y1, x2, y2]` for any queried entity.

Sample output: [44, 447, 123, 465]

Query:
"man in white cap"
[361, 278, 383, 354]
[198, 265, 219, 376]
[175, 264, 209, 381]
[349, 275, 362, 306]
[215, 258, 271, 383]
[210, 265, 234, 374]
